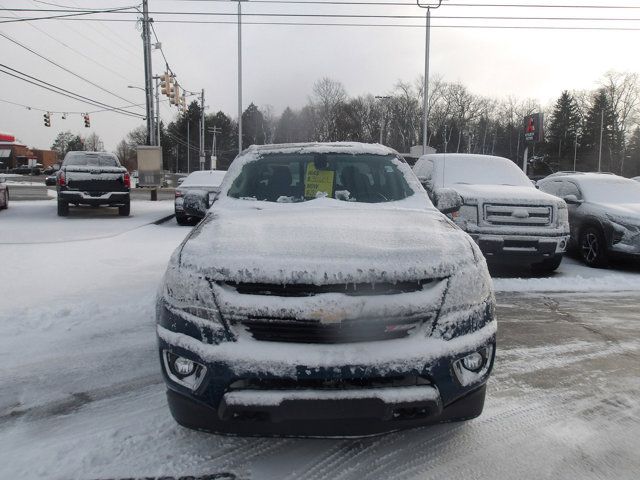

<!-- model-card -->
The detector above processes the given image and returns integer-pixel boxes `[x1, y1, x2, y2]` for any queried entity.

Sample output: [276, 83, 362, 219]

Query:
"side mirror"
[183, 189, 209, 219]
[563, 194, 582, 205]
[434, 188, 463, 215]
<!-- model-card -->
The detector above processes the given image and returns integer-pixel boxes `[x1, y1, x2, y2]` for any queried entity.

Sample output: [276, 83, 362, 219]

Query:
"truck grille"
[223, 280, 434, 297]
[239, 315, 428, 344]
[483, 204, 552, 227]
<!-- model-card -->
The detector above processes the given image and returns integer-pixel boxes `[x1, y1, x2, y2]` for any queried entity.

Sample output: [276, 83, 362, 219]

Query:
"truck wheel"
[0, 191, 7, 209]
[118, 201, 130, 217]
[531, 254, 563, 274]
[57, 199, 69, 216]
[176, 213, 191, 226]
[579, 226, 608, 268]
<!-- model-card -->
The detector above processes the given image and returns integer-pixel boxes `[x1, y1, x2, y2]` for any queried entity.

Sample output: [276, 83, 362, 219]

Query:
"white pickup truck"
[413, 154, 570, 273]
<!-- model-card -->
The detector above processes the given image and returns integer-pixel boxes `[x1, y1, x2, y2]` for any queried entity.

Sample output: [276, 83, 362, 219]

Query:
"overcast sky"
[2, 0, 640, 151]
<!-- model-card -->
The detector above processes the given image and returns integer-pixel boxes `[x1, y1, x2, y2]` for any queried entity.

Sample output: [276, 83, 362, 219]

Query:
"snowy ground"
[1, 200, 639, 479]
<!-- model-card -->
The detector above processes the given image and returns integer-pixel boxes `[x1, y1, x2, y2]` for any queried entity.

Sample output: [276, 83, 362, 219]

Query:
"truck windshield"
[64, 153, 120, 167]
[434, 155, 532, 187]
[228, 153, 414, 203]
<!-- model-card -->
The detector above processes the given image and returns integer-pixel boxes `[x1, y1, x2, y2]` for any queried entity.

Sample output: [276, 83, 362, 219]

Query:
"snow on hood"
[599, 203, 640, 219]
[177, 198, 475, 285]
[448, 184, 563, 206]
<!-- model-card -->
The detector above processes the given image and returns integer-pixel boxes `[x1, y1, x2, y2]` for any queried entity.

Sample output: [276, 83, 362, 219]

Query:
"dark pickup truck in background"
[56, 151, 131, 217]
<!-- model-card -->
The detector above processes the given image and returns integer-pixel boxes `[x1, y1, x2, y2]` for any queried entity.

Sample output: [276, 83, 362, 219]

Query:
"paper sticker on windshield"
[304, 163, 334, 199]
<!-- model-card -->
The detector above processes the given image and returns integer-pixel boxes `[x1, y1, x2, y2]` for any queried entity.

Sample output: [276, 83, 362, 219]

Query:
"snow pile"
[0, 199, 174, 244]
[493, 256, 640, 292]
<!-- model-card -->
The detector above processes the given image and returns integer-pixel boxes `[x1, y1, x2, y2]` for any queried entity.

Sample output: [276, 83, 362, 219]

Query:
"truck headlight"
[452, 205, 478, 226]
[557, 205, 569, 225]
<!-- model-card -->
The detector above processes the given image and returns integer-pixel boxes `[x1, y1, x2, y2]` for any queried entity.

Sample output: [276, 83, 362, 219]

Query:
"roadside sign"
[136, 146, 163, 187]
[524, 113, 544, 143]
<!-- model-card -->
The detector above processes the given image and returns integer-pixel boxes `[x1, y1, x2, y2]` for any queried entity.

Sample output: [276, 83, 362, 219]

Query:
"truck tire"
[57, 199, 69, 216]
[176, 213, 191, 226]
[531, 254, 563, 274]
[579, 226, 608, 268]
[118, 201, 130, 217]
[0, 191, 7, 210]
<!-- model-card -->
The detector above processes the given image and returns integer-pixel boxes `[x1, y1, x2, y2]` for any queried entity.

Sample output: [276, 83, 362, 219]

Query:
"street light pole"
[375, 95, 390, 145]
[141, 0, 155, 146]
[416, 1, 443, 155]
[598, 108, 604, 172]
[236, 1, 246, 155]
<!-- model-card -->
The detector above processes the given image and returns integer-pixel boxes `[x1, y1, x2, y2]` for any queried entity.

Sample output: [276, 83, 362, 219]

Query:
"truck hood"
[447, 184, 561, 206]
[177, 198, 476, 284]
[599, 202, 640, 220]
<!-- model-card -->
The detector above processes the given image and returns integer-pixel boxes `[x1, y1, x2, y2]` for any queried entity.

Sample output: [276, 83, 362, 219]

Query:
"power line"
[6, 7, 640, 22]
[0, 96, 171, 115]
[0, 4, 140, 24]
[18, 16, 640, 31]
[0, 2, 140, 84]
[120, 0, 640, 8]
[0, 64, 146, 118]
[0, 31, 143, 109]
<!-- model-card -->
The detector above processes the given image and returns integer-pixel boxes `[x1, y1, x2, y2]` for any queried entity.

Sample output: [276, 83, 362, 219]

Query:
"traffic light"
[43, 112, 51, 127]
[83, 114, 90, 128]
[170, 83, 181, 105]
[180, 94, 187, 113]
[160, 72, 173, 97]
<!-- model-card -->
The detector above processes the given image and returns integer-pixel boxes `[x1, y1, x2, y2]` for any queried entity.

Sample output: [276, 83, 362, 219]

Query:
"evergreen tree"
[548, 91, 581, 169]
[580, 89, 616, 172]
[274, 107, 298, 143]
[242, 103, 266, 146]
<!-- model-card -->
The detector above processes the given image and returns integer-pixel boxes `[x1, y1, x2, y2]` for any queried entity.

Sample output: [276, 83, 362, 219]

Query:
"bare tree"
[311, 77, 347, 141]
[84, 132, 104, 151]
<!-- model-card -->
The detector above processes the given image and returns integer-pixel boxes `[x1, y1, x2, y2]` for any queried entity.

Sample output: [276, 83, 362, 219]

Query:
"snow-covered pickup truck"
[413, 154, 570, 273]
[157, 142, 496, 437]
[56, 151, 131, 217]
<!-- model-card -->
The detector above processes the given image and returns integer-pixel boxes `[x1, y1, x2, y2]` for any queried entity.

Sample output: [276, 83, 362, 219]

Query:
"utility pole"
[208, 127, 222, 169]
[598, 108, 604, 172]
[237, 0, 245, 155]
[573, 133, 578, 171]
[154, 76, 160, 147]
[141, 0, 155, 146]
[417, 1, 443, 155]
[187, 120, 190, 173]
[199, 89, 205, 171]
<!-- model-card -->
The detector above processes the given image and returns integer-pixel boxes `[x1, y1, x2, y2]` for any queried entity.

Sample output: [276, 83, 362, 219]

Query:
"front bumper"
[469, 233, 569, 264]
[60, 190, 129, 206]
[157, 325, 496, 436]
[166, 383, 487, 437]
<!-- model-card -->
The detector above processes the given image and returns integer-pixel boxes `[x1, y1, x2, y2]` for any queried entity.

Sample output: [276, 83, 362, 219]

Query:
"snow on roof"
[417, 153, 531, 188]
[244, 142, 398, 157]
[181, 169, 227, 188]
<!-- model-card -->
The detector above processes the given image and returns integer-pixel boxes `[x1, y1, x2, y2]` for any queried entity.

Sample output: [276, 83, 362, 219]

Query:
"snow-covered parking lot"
[1, 200, 639, 479]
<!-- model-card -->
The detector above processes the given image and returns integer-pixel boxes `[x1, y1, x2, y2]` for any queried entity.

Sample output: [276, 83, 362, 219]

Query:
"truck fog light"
[453, 345, 494, 387]
[462, 352, 484, 371]
[163, 350, 207, 391]
[174, 357, 195, 376]
[559, 239, 567, 250]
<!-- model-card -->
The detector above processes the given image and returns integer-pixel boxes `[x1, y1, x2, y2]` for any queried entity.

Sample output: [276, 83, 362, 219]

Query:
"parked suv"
[174, 170, 226, 225]
[157, 142, 497, 437]
[56, 151, 130, 217]
[413, 154, 570, 273]
[538, 172, 640, 267]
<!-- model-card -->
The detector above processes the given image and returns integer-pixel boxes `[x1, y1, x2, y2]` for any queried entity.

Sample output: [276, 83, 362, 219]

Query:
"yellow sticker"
[304, 163, 335, 198]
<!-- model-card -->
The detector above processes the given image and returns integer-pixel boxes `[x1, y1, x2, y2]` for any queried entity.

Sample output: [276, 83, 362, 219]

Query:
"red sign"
[0, 133, 16, 142]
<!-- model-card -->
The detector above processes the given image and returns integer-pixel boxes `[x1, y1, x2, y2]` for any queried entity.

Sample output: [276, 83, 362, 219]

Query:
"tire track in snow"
[375, 389, 586, 480]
